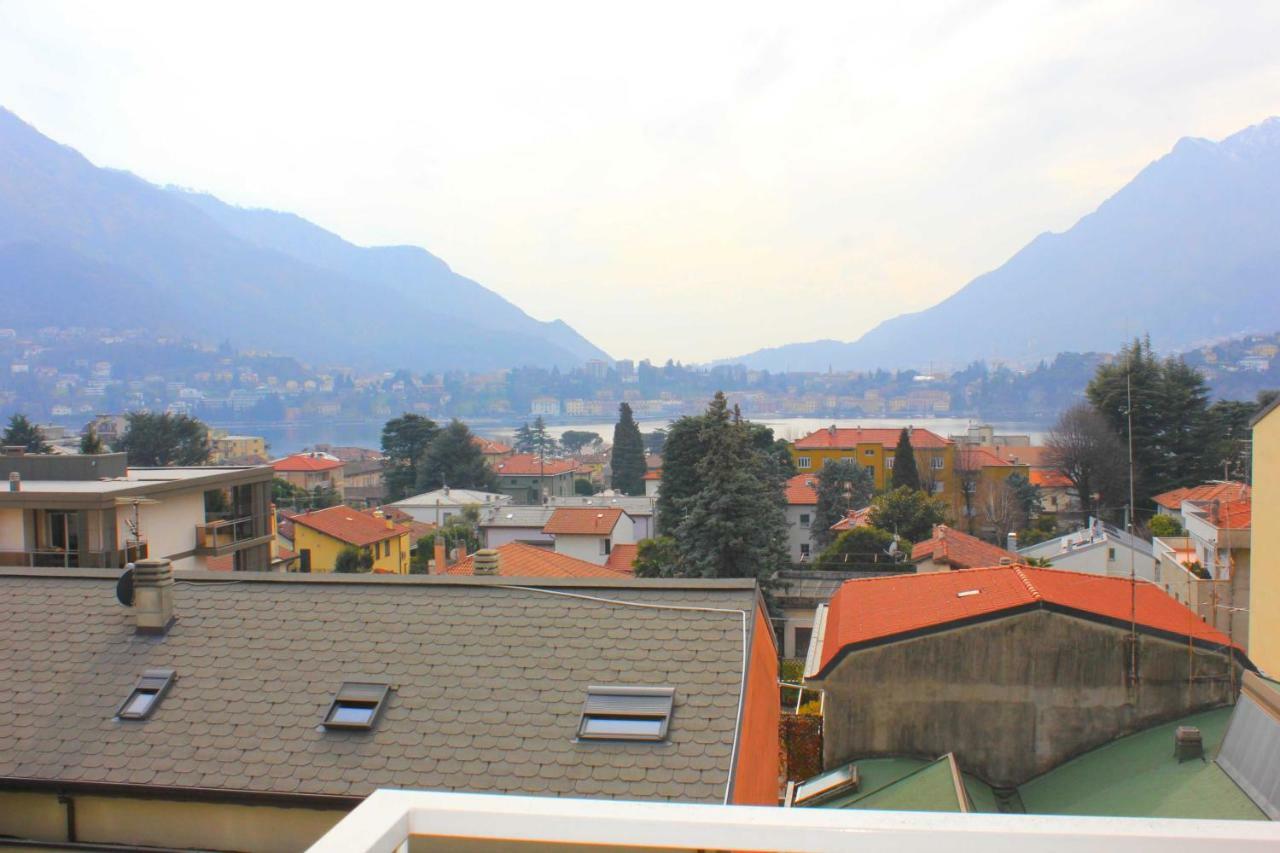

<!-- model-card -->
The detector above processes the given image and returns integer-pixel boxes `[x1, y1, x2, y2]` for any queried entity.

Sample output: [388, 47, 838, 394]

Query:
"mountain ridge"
[0, 106, 609, 370]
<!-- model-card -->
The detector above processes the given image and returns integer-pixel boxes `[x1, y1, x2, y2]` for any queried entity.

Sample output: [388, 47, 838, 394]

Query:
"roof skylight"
[324, 682, 391, 731]
[116, 668, 175, 721]
[577, 686, 674, 742]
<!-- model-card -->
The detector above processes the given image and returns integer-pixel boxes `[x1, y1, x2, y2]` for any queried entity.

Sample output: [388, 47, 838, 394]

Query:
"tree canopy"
[815, 526, 899, 570]
[610, 403, 646, 495]
[1045, 401, 1127, 521]
[334, 545, 373, 573]
[79, 427, 105, 454]
[2, 414, 49, 453]
[513, 417, 558, 457]
[417, 419, 500, 492]
[560, 430, 602, 455]
[889, 428, 921, 491]
[381, 414, 439, 501]
[811, 459, 875, 551]
[868, 486, 947, 543]
[118, 412, 210, 466]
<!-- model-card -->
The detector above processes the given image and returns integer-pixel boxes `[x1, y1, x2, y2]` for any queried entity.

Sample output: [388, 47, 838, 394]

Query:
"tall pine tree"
[610, 403, 646, 495]
[890, 427, 921, 491]
[654, 414, 707, 534]
[2, 414, 50, 453]
[811, 458, 875, 551]
[416, 420, 500, 492]
[381, 414, 439, 501]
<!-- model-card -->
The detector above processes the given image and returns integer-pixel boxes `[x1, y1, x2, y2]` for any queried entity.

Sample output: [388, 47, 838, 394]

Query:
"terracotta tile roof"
[794, 426, 950, 450]
[1030, 469, 1072, 489]
[472, 436, 513, 454]
[643, 469, 662, 481]
[291, 505, 411, 547]
[997, 446, 1050, 467]
[365, 507, 435, 542]
[785, 474, 819, 505]
[0, 570, 757, 803]
[272, 453, 343, 473]
[959, 447, 1017, 469]
[495, 454, 579, 476]
[1153, 482, 1251, 511]
[605, 544, 639, 574]
[543, 507, 624, 535]
[831, 507, 872, 531]
[818, 566, 1240, 675]
[1212, 499, 1252, 530]
[910, 525, 1020, 570]
[445, 542, 631, 578]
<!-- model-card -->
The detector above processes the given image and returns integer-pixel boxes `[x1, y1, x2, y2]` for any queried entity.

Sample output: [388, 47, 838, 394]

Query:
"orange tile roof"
[785, 473, 819, 505]
[445, 542, 630, 578]
[643, 469, 662, 481]
[997, 446, 1050, 467]
[1030, 469, 1072, 489]
[272, 453, 343, 473]
[959, 447, 1017, 469]
[543, 507, 625, 535]
[817, 566, 1240, 675]
[365, 508, 436, 541]
[794, 426, 950, 450]
[291, 505, 411, 547]
[1212, 499, 1252, 530]
[495, 454, 580, 476]
[1153, 481, 1251, 511]
[605, 544, 639, 574]
[910, 525, 1020, 570]
[473, 436, 513, 454]
[831, 507, 872, 531]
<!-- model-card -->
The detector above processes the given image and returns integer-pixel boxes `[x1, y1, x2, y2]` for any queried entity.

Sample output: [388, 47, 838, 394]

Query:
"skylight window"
[577, 686, 674, 742]
[324, 682, 391, 731]
[957, 589, 980, 598]
[787, 762, 860, 806]
[116, 668, 175, 721]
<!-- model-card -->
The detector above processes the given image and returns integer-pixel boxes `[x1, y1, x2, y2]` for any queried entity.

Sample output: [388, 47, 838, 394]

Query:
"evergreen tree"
[1086, 337, 1171, 505]
[654, 414, 708, 534]
[334, 545, 373, 573]
[560, 430, 602, 455]
[2, 414, 50, 453]
[513, 422, 536, 454]
[811, 459, 875, 551]
[889, 428, 921, 491]
[416, 419, 500, 492]
[868, 486, 947, 543]
[610, 403, 646, 495]
[79, 427, 105, 455]
[671, 393, 787, 595]
[118, 412, 210, 466]
[815, 526, 897, 570]
[381, 414, 439, 501]
[632, 536, 678, 578]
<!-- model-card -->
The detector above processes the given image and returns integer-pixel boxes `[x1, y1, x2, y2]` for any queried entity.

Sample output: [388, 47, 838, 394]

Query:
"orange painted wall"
[731, 604, 781, 805]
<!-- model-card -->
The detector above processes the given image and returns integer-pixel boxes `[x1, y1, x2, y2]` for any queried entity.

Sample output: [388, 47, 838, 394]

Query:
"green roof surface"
[1019, 707, 1266, 821]
[828, 757, 966, 812]
[961, 773, 1001, 813]
[817, 758, 928, 809]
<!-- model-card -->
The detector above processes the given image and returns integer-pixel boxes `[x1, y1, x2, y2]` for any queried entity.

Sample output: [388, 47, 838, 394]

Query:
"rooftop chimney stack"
[8, 472, 18, 492]
[433, 538, 446, 574]
[132, 559, 175, 634]
[1007, 531, 1018, 552]
[473, 548, 500, 576]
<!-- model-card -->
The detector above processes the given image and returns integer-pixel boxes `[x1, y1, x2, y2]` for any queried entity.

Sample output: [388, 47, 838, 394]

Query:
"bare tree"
[955, 450, 982, 534]
[1045, 403, 1126, 521]
[979, 479, 1020, 546]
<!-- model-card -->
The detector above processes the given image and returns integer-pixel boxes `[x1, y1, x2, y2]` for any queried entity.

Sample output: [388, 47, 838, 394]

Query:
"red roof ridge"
[1012, 564, 1042, 600]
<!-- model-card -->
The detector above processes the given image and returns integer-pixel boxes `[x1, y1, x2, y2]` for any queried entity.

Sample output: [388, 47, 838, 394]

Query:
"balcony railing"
[307, 789, 1280, 853]
[0, 542, 147, 569]
[196, 515, 270, 553]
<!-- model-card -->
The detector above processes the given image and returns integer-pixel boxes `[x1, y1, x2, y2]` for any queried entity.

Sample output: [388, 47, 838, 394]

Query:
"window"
[799, 543, 811, 559]
[794, 627, 813, 657]
[799, 513, 811, 528]
[789, 762, 858, 806]
[324, 682, 391, 730]
[797, 456, 811, 469]
[865, 465, 875, 478]
[117, 668, 175, 721]
[577, 686, 674, 741]
[863, 448, 875, 456]
[885, 457, 895, 469]
[601, 538, 612, 556]
[931, 456, 944, 470]
[933, 482, 945, 494]
[1108, 547, 1117, 561]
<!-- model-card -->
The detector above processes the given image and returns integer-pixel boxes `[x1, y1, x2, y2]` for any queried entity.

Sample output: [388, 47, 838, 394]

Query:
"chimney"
[1174, 726, 1204, 762]
[3, 445, 25, 456]
[1007, 531, 1018, 552]
[8, 472, 18, 492]
[473, 548, 500, 576]
[433, 537, 446, 574]
[132, 559, 175, 634]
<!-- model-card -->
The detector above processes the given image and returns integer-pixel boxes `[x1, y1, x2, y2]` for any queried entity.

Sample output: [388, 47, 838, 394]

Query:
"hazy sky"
[2, 2, 1279, 362]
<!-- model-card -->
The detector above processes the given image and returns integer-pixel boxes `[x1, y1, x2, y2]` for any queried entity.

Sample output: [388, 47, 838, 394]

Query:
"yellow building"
[790, 426, 957, 496]
[1250, 398, 1280, 675]
[291, 505, 411, 574]
[954, 447, 1032, 534]
[210, 433, 268, 464]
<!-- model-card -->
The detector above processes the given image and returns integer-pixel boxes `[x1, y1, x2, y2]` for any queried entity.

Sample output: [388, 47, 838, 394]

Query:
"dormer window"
[577, 686, 674, 741]
[117, 668, 175, 721]
[324, 682, 391, 730]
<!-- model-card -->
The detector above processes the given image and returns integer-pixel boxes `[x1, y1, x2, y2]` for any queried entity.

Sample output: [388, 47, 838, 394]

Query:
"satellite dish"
[116, 565, 135, 607]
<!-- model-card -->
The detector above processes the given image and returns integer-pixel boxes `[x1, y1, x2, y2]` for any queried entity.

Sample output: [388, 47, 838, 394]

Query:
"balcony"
[196, 514, 271, 555]
[308, 790, 1279, 852]
[0, 542, 147, 569]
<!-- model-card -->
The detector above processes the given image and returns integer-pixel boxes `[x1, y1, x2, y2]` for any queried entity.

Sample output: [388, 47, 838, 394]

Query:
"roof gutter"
[0, 777, 362, 811]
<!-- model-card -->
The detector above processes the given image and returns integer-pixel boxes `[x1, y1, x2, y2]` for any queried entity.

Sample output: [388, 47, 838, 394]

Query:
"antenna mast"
[1127, 366, 1138, 687]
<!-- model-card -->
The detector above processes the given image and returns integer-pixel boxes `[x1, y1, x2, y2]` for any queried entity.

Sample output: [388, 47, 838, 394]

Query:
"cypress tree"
[890, 427, 921, 491]
[610, 403, 646, 495]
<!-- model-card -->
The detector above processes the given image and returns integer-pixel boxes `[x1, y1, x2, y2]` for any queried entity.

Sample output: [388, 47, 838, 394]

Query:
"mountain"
[729, 118, 1280, 372]
[0, 107, 609, 370]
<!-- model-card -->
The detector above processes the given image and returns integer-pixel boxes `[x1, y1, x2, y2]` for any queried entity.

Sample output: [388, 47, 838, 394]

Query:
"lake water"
[221, 416, 1051, 456]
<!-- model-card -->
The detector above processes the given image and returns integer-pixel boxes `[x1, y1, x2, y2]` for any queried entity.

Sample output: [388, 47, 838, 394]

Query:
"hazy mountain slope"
[730, 117, 1280, 372]
[0, 107, 608, 369]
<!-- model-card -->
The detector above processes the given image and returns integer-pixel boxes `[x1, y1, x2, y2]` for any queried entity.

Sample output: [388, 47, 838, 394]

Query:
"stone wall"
[816, 610, 1240, 786]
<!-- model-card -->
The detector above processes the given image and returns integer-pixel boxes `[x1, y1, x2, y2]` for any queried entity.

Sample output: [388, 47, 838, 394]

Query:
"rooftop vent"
[116, 668, 175, 721]
[577, 686, 674, 742]
[132, 559, 175, 634]
[324, 682, 391, 730]
[473, 548, 500, 576]
[1175, 726, 1204, 762]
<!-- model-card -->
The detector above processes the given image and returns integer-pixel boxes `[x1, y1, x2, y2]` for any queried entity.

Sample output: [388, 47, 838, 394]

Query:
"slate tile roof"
[291, 506, 411, 547]
[1153, 481, 1251, 511]
[816, 566, 1240, 676]
[910, 525, 1019, 569]
[444, 543, 630, 578]
[543, 507, 625, 536]
[794, 427, 950, 450]
[0, 570, 758, 804]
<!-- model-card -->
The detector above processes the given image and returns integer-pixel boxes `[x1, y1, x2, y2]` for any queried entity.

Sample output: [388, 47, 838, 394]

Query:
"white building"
[389, 487, 510, 526]
[547, 494, 658, 540]
[478, 505, 556, 549]
[530, 397, 560, 416]
[542, 507, 635, 565]
[785, 473, 819, 563]
[1018, 517, 1158, 582]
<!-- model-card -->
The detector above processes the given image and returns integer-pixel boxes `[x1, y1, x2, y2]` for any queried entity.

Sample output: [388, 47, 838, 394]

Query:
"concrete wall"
[120, 488, 205, 572]
[0, 790, 345, 853]
[1250, 405, 1280, 675]
[481, 526, 553, 549]
[0, 506, 23, 549]
[815, 609, 1240, 787]
[785, 505, 815, 562]
[1024, 540, 1158, 582]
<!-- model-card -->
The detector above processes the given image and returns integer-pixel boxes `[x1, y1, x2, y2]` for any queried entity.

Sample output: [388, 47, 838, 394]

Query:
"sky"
[1, 2, 1279, 363]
